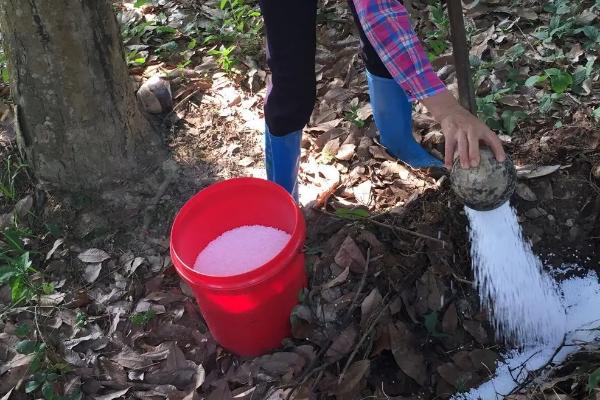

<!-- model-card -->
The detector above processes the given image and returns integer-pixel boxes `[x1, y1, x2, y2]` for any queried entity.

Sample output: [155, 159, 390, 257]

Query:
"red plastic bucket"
[170, 177, 307, 356]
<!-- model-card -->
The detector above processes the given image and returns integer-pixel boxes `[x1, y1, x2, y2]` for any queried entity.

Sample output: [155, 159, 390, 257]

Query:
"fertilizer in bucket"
[194, 225, 291, 276]
[170, 177, 307, 356]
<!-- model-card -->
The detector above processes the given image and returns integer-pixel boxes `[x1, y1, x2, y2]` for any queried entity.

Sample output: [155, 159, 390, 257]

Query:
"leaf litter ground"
[1, 0, 600, 399]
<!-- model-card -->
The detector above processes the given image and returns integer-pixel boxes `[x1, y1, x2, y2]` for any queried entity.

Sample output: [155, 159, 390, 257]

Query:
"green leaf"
[501, 110, 527, 135]
[16, 340, 38, 355]
[46, 372, 59, 382]
[134, 0, 149, 7]
[525, 75, 544, 87]
[544, 68, 562, 76]
[130, 310, 156, 327]
[2, 228, 26, 253]
[477, 101, 497, 119]
[64, 390, 83, 400]
[549, 71, 572, 93]
[29, 346, 45, 373]
[0, 266, 16, 284]
[334, 208, 370, 220]
[588, 367, 600, 392]
[423, 311, 448, 338]
[25, 379, 43, 394]
[41, 282, 54, 295]
[15, 322, 32, 338]
[42, 381, 58, 400]
[504, 44, 525, 61]
[593, 106, 600, 118]
[11, 277, 27, 303]
[532, 29, 549, 41]
[585, 57, 597, 78]
[539, 93, 562, 114]
[578, 25, 600, 41]
[573, 66, 588, 85]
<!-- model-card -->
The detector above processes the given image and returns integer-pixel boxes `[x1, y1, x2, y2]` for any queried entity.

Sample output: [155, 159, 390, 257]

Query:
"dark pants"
[259, 0, 395, 136]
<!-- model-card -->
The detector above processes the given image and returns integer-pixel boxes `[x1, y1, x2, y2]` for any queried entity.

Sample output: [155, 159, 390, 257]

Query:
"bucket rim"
[169, 177, 306, 291]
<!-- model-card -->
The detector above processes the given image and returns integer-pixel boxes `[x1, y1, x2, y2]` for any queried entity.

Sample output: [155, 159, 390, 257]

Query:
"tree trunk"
[0, 0, 165, 190]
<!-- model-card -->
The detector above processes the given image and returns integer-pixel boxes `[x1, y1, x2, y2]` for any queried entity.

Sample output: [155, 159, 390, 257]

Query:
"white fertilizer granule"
[465, 202, 566, 346]
[194, 225, 291, 276]
[454, 270, 600, 400]
[453, 201, 600, 399]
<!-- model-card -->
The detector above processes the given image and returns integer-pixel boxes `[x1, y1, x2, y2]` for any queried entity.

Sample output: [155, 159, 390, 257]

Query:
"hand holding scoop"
[450, 148, 517, 211]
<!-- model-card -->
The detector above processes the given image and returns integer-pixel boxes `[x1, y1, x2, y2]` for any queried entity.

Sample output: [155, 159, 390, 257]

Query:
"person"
[259, 0, 506, 198]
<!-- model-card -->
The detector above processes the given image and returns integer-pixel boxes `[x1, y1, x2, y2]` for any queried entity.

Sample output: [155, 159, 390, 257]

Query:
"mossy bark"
[0, 0, 166, 190]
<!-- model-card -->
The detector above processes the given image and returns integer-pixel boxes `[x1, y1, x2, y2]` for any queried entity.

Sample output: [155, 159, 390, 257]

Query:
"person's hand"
[421, 90, 506, 169]
[439, 106, 506, 169]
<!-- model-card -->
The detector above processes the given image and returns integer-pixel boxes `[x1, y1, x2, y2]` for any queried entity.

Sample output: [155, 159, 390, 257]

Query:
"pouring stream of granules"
[465, 202, 566, 346]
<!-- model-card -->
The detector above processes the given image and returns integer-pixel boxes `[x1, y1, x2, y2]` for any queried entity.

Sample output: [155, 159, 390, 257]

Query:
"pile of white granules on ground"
[455, 203, 600, 399]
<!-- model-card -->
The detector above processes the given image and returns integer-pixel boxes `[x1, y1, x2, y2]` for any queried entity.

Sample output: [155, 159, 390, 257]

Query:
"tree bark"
[0, 0, 165, 190]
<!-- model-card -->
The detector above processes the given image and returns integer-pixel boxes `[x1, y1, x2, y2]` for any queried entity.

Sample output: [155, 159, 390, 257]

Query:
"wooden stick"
[446, 0, 477, 114]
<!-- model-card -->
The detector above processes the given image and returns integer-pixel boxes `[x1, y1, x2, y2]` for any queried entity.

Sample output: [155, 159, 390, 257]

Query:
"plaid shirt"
[354, 0, 446, 101]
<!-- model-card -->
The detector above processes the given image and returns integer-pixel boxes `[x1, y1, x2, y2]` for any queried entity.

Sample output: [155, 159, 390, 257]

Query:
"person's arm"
[352, 0, 505, 168]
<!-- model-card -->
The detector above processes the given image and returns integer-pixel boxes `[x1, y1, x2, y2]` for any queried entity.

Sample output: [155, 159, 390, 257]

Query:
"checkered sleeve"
[353, 0, 446, 101]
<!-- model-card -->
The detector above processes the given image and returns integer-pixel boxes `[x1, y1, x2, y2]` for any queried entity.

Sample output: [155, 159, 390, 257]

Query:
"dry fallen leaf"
[356, 103, 372, 120]
[353, 180, 372, 205]
[251, 352, 306, 377]
[145, 342, 202, 389]
[379, 160, 410, 180]
[415, 270, 444, 314]
[84, 263, 102, 283]
[78, 248, 111, 263]
[124, 256, 145, 276]
[336, 360, 370, 396]
[369, 145, 394, 161]
[323, 137, 341, 158]
[389, 322, 427, 386]
[325, 325, 357, 363]
[238, 156, 255, 167]
[13, 195, 33, 218]
[94, 388, 130, 400]
[469, 349, 498, 374]
[463, 320, 490, 345]
[437, 362, 476, 389]
[516, 165, 561, 179]
[39, 292, 65, 307]
[306, 118, 343, 133]
[336, 143, 356, 161]
[515, 183, 538, 201]
[265, 389, 293, 400]
[334, 236, 366, 273]
[46, 238, 65, 261]
[442, 303, 459, 334]
[112, 347, 155, 370]
[323, 266, 350, 289]
[360, 288, 383, 330]
[206, 381, 231, 400]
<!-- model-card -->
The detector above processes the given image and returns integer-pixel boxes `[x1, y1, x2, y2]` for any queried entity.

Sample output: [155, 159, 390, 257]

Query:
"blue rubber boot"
[367, 71, 443, 168]
[264, 126, 302, 200]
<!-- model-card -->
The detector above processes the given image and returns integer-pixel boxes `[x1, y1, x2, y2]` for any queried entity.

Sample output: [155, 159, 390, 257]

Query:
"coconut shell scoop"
[450, 148, 517, 211]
